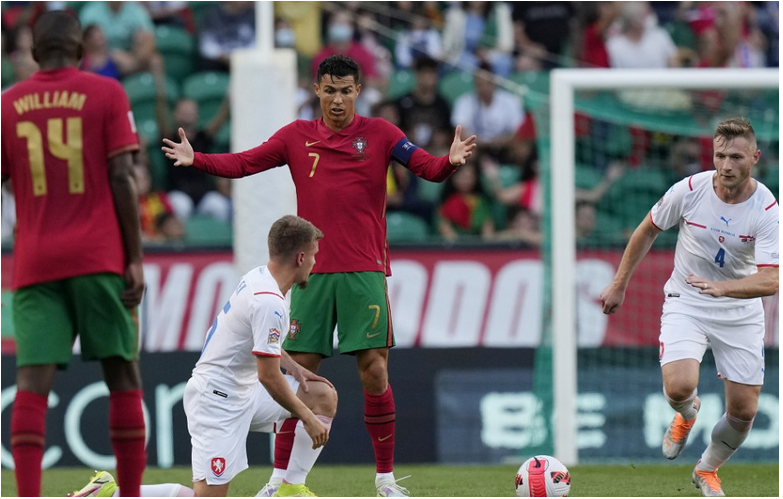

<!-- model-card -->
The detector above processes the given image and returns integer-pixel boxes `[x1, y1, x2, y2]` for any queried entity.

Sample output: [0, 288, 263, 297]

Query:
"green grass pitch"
[1, 463, 778, 496]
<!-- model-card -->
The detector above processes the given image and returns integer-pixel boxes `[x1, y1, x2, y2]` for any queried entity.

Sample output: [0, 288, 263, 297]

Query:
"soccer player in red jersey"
[1, 11, 146, 497]
[163, 54, 477, 496]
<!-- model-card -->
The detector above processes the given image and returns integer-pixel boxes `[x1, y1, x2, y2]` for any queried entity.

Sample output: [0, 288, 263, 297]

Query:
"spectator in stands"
[81, 24, 119, 80]
[311, 9, 382, 116]
[371, 100, 436, 225]
[274, 1, 323, 58]
[79, 1, 159, 76]
[442, 1, 515, 77]
[606, 1, 680, 68]
[198, 1, 255, 72]
[437, 161, 495, 241]
[756, 2, 778, 67]
[395, 56, 452, 152]
[153, 64, 231, 221]
[512, 1, 575, 69]
[493, 206, 542, 247]
[355, 10, 393, 83]
[576, 2, 622, 68]
[394, 5, 443, 70]
[451, 61, 524, 162]
[575, 200, 598, 242]
[143, 1, 193, 31]
[132, 154, 185, 243]
[6, 23, 37, 82]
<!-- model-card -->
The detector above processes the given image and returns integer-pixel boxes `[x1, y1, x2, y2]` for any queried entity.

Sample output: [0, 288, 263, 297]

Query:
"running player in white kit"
[184, 215, 336, 497]
[600, 118, 778, 497]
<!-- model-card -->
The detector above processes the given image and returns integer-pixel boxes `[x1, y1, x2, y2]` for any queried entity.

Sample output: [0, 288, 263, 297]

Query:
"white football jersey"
[650, 171, 779, 309]
[192, 266, 289, 393]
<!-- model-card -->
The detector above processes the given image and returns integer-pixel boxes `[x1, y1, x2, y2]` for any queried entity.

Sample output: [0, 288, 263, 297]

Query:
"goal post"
[230, 2, 298, 277]
[549, 69, 779, 466]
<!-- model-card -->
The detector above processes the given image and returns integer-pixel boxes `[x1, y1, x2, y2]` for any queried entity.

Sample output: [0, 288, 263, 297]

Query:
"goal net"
[535, 69, 779, 465]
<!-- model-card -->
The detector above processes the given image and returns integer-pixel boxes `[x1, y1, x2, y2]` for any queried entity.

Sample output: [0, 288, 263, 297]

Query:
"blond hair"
[714, 117, 757, 147]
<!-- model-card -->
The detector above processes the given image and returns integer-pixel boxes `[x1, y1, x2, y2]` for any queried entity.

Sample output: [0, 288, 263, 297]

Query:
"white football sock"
[284, 415, 332, 485]
[664, 388, 698, 420]
[697, 413, 753, 471]
[116, 484, 194, 497]
[376, 472, 395, 486]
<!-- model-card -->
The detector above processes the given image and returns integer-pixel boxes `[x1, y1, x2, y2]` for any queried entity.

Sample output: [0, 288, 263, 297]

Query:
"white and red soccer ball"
[514, 455, 571, 497]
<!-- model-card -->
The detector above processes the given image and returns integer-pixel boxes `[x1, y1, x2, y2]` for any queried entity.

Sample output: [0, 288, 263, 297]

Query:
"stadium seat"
[155, 25, 195, 84]
[135, 120, 169, 190]
[123, 71, 180, 124]
[416, 179, 444, 203]
[386, 212, 430, 243]
[387, 70, 415, 101]
[182, 71, 230, 128]
[509, 71, 549, 112]
[211, 122, 231, 154]
[438, 71, 474, 106]
[575, 164, 605, 190]
[184, 215, 233, 246]
[762, 165, 778, 199]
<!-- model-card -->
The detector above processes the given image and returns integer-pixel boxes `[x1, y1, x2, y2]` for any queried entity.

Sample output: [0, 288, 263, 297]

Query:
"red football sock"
[11, 391, 47, 497]
[364, 385, 395, 473]
[274, 418, 299, 470]
[109, 389, 146, 497]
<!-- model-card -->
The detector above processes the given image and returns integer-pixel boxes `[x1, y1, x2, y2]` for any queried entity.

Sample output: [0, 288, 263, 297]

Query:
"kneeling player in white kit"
[70, 216, 334, 498]
[600, 118, 778, 497]
[186, 214, 335, 497]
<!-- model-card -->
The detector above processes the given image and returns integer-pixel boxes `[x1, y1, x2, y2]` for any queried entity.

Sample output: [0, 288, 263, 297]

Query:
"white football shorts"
[659, 299, 765, 385]
[184, 374, 300, 485]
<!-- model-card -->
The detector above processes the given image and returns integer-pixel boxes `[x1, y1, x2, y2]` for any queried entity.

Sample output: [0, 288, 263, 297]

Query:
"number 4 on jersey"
[714, 248, 726, 268]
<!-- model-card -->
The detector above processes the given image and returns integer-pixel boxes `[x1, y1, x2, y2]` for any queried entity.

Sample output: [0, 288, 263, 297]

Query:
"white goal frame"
[550, 69, 779, 466]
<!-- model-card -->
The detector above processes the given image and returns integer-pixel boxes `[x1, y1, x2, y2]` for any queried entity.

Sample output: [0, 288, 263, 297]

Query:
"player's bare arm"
[448, 125, 478, 166]
[256, 355, 329, 449]
[280, 349, 334, 393]
[108, 152, 145, 308]
[686, 266, 779, 298]
[161, 127, 194, 167]
[600, 213, 661, 315]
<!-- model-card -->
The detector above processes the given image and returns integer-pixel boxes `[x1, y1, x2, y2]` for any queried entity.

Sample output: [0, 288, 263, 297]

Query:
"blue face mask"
[275, 28, 296, 48]
[328, 23, 353, 43]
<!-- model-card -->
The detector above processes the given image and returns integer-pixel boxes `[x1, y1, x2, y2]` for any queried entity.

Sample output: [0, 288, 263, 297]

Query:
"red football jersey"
[193, 115, 457, 275]
[1, 67, 139, 289]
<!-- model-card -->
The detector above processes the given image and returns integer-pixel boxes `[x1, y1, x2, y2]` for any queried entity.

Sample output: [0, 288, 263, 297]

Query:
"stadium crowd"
[1, 1, 779, 247]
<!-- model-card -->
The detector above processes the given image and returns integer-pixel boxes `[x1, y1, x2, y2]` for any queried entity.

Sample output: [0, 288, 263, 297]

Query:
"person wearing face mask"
[311, 10, 378, 89]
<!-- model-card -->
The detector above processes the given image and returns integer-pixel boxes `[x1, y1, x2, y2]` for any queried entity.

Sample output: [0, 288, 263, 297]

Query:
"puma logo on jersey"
[720, 216, 731, 226]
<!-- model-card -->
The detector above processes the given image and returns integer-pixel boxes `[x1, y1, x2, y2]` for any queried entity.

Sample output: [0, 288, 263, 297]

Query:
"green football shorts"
[13, 273, 139, 368]
[284, 272, 394, 357]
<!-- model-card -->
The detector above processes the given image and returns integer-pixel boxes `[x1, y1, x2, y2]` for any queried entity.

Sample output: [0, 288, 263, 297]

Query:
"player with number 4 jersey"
[601, 117, 778, 497]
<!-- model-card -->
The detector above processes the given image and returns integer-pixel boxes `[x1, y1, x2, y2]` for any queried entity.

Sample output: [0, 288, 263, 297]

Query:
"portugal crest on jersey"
[288, 319, 301, 341]
[352, 137, 368, 159]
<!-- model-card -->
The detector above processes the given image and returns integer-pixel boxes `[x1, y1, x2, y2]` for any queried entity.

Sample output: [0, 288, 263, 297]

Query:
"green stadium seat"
[575, 164, 605, 190]
[761, 165, 778, 199]
[211, 121, 231, 154]
[135, 120, 169, 190]
[184, 215, 233, 246]
[509, 71, 549, 97]
[417, 179, 444, 203]
[386, 212, 430, 243]
[155, 25, 195, 84]
[438, 71, 474, 106]
[123, 71, 180, 124]
[182, 71, 230, 128]
[387, 70, 415, 101]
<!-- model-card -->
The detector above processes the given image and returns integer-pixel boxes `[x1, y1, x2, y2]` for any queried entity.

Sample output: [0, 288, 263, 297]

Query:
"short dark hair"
[413, 55, 439, 72]
[317, 55, 360, 84]
[33, 11, 82, 62]
[268, 215, 324, 259]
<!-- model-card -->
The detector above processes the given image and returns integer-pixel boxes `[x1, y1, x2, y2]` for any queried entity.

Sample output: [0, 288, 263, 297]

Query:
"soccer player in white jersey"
[600, 117, 778, 497]
[70, 216, 336, 498]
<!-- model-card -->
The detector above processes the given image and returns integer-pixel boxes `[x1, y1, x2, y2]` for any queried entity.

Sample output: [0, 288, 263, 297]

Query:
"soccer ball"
[514, 455, 571, 497]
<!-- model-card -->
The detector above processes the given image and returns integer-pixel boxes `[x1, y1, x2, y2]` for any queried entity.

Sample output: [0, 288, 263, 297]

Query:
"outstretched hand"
[449, 125, 478, 166]
[161, 127, 194, 167]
